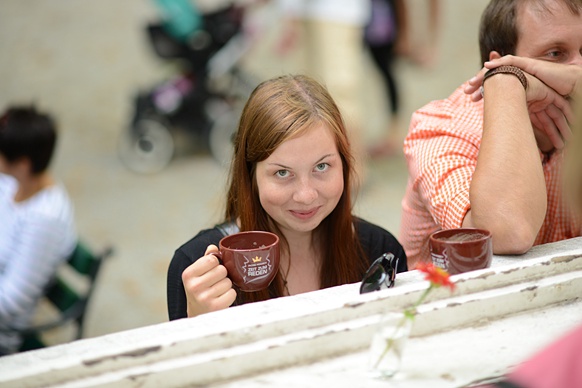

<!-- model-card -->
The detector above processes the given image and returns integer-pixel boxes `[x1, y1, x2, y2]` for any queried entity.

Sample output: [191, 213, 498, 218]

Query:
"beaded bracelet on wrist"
[483, 65, 528, 91]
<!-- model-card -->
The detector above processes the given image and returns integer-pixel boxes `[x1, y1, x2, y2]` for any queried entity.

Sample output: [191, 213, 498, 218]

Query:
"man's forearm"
[466, 74, 547, 254]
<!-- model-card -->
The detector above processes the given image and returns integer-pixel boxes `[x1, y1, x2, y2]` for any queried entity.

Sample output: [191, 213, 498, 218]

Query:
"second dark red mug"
[429, 228, 493, 275]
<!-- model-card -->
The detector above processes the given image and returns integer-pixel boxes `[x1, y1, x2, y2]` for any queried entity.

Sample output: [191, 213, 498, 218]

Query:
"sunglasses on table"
[359, 253, 399, 294]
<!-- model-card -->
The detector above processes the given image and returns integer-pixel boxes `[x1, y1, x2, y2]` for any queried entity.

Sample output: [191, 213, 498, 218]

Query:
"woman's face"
[255, 123, 344, 237]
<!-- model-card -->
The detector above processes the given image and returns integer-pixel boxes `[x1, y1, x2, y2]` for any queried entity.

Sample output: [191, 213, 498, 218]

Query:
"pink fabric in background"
[507, 322, 582, 388]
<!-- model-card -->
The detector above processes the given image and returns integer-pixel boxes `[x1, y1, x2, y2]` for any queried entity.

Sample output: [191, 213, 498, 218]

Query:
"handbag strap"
[216, 220, 240, 237]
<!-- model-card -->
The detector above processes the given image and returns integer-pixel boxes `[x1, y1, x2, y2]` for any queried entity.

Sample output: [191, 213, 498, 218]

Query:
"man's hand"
[523, 71, 573, 150]
[464, 55, 577, 150]
[484, 55, 582, 98]
[466, 55, 582, 101]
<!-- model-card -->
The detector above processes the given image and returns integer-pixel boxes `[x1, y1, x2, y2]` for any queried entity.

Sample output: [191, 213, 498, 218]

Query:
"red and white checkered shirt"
[399, 83, 582, 268]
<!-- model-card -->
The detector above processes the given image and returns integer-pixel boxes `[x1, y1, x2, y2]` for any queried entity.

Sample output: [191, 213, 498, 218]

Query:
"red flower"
[416, 263, 456, 291]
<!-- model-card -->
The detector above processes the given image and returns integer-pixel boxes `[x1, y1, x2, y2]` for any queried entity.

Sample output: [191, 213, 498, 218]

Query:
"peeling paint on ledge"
[454, 270, 497, 283]
[499, 267, 524, 276]
[521, 285, 538, 293]
[551, 254, 579, 264]
[83, 345, 163, 366]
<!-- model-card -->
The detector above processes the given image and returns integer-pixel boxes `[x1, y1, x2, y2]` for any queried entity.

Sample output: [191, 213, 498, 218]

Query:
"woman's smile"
[289, 206, 321, 220]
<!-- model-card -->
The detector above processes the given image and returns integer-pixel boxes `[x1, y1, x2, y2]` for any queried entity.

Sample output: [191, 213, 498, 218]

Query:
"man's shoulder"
[409, 82, 484, 136]
[416, 82, 477, 114]
[0, 174, 17, 197]
[25, 183, 74, 221]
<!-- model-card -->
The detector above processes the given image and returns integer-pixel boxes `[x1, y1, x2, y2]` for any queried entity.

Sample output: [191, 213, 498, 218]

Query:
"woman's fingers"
[212, 285, 237, 309]
[191, 272, 235, 308]
[182, 246, 236, 317]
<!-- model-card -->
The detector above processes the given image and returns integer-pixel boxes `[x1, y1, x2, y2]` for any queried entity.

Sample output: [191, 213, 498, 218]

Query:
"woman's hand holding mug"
[181, 245, 237, 318]
[182, 231, 280, 318]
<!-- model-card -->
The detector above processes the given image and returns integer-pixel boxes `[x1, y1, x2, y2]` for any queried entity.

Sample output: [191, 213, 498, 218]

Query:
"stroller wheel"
[208, 106, 240, 167]
[118, 118, 175, 174]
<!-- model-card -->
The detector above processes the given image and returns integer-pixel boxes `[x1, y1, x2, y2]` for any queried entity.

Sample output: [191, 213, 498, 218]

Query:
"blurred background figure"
[366, 0, 441, 159]
[274, 0, 371, 187]
[118, 0, 264, 173]
[0, 106, 77, 355]
[391, 0, 440, 68]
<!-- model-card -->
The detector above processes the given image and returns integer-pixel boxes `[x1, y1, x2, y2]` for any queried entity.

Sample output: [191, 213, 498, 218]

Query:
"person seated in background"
[167, 74, 407, 320]
[0, 105, 77, 355]
[399, 0, 582, 268]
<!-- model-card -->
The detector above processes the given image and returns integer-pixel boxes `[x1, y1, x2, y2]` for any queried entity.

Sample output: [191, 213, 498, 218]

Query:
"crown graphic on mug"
[212, 231, 280, 292]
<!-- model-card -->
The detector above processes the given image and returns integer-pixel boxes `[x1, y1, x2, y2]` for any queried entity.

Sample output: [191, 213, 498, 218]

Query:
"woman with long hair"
[167, 74, 407, 320]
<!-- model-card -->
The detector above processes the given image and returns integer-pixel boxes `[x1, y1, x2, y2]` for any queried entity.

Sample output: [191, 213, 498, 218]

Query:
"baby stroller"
[119, 3, 257, 173]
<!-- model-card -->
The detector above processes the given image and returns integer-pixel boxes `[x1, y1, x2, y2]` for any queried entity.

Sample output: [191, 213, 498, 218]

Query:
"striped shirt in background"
[0, 173, 76, 353]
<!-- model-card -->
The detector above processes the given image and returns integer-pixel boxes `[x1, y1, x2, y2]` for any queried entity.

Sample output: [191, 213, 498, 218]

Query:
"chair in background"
[8, 241, 114, 352]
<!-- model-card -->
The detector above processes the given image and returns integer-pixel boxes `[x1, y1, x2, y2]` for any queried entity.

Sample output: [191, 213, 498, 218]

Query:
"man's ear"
[489, 51, 502, 61]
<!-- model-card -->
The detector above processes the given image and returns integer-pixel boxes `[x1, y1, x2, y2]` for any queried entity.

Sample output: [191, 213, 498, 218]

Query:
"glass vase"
[367, 313, 413, 379]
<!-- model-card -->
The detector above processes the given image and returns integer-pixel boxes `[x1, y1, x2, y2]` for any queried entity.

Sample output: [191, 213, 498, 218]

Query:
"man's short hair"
[479, 0, 582, 65]
[0, 105, 57, 174]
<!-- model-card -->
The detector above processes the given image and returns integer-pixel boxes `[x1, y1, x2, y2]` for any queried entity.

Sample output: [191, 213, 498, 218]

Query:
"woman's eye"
[315, 163, 329, 172]
[275, 169, 289, 178]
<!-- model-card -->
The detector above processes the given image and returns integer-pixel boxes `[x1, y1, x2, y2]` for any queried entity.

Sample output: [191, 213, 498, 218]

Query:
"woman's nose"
[293, 179, 317, 203]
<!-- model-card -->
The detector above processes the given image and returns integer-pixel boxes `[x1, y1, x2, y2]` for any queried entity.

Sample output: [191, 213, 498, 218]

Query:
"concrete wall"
[1, 239, 580, 387]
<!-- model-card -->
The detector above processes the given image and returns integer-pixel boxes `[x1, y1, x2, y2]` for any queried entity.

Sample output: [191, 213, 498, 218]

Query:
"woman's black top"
[167, 218, 407, 320]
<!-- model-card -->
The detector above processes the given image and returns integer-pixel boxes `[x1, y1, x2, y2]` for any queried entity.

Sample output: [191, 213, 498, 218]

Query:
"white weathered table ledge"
[0, 237, 580, 388]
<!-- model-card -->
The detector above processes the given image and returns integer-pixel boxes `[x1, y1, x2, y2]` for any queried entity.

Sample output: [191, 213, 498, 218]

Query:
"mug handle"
[210, 251, 223, 264]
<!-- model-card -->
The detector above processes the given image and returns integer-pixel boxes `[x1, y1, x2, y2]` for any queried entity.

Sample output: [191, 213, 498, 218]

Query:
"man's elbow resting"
[492, 227, 537, 255]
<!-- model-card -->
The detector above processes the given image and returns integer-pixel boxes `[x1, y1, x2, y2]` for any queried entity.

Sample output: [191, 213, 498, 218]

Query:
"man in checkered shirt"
[400, 0, 582, 268]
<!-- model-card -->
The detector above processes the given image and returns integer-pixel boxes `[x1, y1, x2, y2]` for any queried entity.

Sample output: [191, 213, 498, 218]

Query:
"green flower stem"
[406, 284, 434, 317]
[373, 284, 436, 369]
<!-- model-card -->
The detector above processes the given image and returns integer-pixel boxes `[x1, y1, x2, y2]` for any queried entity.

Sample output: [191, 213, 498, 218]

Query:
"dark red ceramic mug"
[429, 228, 493, 275]
[212, 231, 280, 292]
